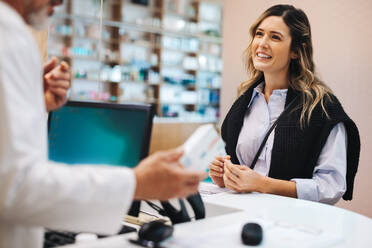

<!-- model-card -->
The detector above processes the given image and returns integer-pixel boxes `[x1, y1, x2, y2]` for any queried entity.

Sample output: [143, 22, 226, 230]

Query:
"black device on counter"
[144, 193, 205, 225]
[160, 193, 205, 224]
[129, 220, 173, 248]
[129, 193, 205, 247]
[241, 222, 263, 246]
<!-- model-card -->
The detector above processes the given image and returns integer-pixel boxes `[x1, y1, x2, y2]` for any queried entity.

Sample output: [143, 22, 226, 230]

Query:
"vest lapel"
[285, 86, 301, 107]
[225, 77, 263, 164]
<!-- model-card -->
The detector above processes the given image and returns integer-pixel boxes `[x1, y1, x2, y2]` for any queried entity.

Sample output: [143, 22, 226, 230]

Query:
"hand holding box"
[180, 124, 226, 171]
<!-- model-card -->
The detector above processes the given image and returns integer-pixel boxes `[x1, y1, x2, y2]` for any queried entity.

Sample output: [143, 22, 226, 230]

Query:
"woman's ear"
[291, 43, 307, 59]
[290, 51, 298, 59]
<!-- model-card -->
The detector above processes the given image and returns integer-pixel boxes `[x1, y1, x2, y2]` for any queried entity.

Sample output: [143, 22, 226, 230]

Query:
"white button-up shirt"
[236, 83, 347, 205]
[0, 3, 135, 247]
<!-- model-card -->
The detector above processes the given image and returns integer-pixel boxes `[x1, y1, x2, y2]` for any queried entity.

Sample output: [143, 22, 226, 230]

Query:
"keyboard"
[44, 225, 137, 248]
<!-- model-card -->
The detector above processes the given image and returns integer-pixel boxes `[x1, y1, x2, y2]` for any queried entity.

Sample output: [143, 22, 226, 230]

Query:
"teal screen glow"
[48, 106, 148, 168]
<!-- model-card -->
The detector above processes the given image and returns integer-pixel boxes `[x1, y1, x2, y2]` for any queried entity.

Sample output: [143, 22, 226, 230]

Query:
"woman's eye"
[272, 35, 281, 40]
[255, 31, 263, 36]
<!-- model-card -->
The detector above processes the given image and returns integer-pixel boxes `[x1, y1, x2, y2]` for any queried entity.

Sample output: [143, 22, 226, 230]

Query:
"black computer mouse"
[241, 222, 263, 246]
[138, 220, 174, 243]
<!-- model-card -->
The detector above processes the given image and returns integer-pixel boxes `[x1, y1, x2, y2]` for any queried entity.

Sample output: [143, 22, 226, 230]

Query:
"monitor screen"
[48, 101, 154, 168]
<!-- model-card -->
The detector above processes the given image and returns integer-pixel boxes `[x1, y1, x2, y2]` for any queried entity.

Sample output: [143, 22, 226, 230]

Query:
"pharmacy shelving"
[48, 0, 223, 122]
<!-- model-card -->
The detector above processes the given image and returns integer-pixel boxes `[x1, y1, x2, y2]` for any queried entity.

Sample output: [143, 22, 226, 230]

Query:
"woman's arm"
[260, 176, 297, 198]
[290, 123, 347, 204]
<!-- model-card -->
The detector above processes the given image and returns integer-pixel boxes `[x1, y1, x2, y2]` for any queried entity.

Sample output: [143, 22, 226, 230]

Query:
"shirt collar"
[247, 82, 288, 108]
[246, 83, 263, 108]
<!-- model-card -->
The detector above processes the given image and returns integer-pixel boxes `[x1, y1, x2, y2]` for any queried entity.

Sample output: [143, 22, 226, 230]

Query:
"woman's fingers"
[225, 159, 247, 175]
[211, 159, 223, 167]
[223, 173, 239, 191]
[224, 167, 240, 184]
[209, 163, 223, 177]
[215, 156, 226, 162]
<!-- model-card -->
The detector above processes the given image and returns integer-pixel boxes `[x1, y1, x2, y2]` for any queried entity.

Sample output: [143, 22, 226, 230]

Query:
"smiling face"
[251, 16, 297, 77]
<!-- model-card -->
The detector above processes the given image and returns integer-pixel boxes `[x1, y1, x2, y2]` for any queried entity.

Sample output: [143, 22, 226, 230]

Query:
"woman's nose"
[258, 36, 269, 48]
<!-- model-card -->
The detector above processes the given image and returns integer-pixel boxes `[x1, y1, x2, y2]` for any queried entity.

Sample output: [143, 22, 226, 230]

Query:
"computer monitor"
[48, 100, 154, 216]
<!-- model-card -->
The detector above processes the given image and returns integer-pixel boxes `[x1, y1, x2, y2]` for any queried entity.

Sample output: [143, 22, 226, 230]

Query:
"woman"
[209, 4, 360, 204]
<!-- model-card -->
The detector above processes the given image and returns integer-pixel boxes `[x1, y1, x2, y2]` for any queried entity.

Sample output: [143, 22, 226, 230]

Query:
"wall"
[222, 0, 372, 217]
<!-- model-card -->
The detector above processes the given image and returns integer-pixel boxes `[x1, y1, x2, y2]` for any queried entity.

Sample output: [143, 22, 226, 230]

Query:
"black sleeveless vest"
[221, 78, 360, 200]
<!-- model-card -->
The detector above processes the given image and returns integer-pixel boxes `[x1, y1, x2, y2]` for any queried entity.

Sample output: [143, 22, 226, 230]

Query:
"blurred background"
[47, 0, 223, 123]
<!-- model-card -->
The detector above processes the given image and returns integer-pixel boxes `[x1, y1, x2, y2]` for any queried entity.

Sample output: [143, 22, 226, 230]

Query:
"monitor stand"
[127, 200, 141, 218]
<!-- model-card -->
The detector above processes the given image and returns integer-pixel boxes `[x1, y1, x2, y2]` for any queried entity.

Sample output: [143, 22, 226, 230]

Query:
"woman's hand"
[223, 159, 266, 193]
[208, 155, 230, 188]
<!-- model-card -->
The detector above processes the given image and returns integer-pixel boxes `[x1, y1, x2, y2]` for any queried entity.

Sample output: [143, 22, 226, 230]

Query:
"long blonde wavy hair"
[238, 5, 332, 127]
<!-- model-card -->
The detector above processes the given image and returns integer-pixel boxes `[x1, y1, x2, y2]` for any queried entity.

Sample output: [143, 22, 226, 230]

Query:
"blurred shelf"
[69, 97, 158, 105]
[53, 13, 223, 44]
[50, 32, 121, 44]
[73, 78, 164, 89]
[197, 86, 221, 90]
[50, 34, 221, 57]
[161, 102, 198, 105]
[198, 102, 220, 107]
[198, 69, 221, 74]
[161, 64, 222, 74]
[123, 2, 162, 13]
[163, 12, 198, 22]
[193, 0, 223, 4]
[50, 0, 223, 121]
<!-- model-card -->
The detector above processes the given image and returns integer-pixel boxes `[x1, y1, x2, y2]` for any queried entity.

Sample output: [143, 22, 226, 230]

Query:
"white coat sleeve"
[0, 30, 136, 235]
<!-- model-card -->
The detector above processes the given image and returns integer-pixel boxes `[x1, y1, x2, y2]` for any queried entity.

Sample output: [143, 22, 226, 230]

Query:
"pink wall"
[221, 0, 372, 217]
